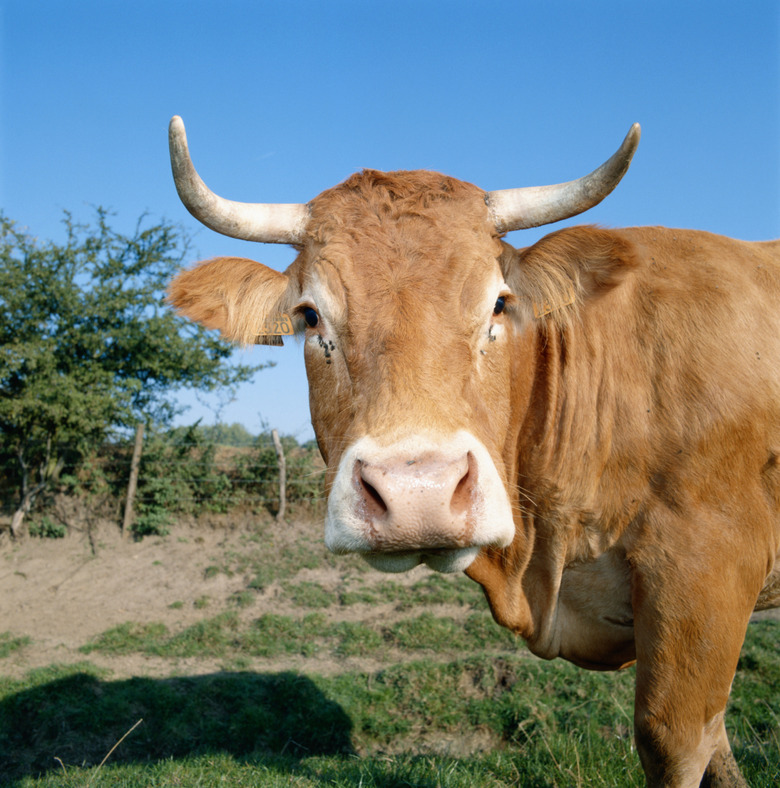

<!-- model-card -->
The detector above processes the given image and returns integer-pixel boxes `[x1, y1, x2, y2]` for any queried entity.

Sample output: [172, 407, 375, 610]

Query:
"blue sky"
[2, 1, 778, 441]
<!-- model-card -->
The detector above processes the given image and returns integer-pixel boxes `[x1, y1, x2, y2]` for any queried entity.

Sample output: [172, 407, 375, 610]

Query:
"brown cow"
[166, 116, 780, 787]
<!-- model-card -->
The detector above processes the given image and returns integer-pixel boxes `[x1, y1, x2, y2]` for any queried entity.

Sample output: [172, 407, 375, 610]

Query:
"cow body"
[167, 119, 779, 787]
[470, 226, 780, 663]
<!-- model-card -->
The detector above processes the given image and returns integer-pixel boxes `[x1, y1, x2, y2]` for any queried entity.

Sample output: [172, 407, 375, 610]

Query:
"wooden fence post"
[272, 428, 286, 522]
[122, 423, 145, 538]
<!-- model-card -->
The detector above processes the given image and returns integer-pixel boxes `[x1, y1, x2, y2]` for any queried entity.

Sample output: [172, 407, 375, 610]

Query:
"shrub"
[28, 516, 67, 539]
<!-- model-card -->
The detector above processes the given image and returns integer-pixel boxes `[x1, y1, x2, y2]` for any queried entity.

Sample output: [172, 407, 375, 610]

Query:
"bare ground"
[1, 507, 777, 683]
[0, 508, 476, 680]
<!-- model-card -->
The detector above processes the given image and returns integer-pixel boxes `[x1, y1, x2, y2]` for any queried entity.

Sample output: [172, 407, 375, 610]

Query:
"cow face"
[166, 117, 639, 574]
[299, 171, 521, 572]
[170, 171, 521, 572]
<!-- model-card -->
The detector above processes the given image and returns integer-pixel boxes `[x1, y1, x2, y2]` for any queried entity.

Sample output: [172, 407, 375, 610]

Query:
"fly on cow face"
[314, 334, 332, 364]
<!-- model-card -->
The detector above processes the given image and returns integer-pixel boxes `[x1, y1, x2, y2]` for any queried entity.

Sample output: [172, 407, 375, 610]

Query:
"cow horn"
[168, 116, 309, 244]
[486, 123, 641, 232]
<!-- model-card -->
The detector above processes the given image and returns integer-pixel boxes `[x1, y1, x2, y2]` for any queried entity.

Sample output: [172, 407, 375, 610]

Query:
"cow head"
[167, 117, 640, 574]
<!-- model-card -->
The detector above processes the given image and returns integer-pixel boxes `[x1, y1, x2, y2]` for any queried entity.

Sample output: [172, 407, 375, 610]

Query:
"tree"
[0, 210, 263, 537]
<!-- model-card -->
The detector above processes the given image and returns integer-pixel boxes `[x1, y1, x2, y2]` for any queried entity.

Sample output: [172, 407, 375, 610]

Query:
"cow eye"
[302, 307, 319, 328]
[493, 296, 506, 315]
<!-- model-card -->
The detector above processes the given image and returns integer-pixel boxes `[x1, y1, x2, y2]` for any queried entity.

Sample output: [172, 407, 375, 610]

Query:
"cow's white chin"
[362, 546, 481, 574]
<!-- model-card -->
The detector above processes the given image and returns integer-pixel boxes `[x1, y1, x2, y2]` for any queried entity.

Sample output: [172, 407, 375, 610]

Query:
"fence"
[0, 426, 327, 538]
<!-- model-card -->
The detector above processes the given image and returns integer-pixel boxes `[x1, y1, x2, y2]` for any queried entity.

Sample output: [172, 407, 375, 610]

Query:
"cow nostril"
[450, 451, 477, 516]
[361, 478, 387, 515]
[354, 460, 389, 519]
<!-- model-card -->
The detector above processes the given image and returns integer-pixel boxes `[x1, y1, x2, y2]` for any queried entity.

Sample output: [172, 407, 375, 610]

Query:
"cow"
[166, 115, 780, 787]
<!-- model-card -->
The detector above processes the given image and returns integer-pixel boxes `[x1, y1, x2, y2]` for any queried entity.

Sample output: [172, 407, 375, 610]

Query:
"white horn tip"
[487, 123, 643, 233]
[169, 115, 185, 137]
[627, 123, 641, 147]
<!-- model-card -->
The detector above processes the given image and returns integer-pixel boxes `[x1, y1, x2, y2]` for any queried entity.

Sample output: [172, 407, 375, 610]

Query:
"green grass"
[333, 621, 384, 656]
[0, 631, 31, 658]
[79, 622, 169, 656]
[230, 590, 257, 608]
[384, 612, 514, 652]
[240, 613, 328, 658]
[213, 526, 348, 591]
[0, 656, 639, 785]
[337, 573, 485, 609]
[204, 522, 372, 593]
[5, 517, 779, 788]
[81, 609, 524, 663]
[9, 751, 638, 787]
[3, 625, 779, 786]
[283, 580, 335, 608]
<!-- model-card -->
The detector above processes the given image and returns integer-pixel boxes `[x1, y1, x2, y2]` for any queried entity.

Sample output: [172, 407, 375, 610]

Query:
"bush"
[27, 516, 67, 539]
[132, 424, 237, 536]
[0, 422, 326, 539]
[236, 432, 325, 510]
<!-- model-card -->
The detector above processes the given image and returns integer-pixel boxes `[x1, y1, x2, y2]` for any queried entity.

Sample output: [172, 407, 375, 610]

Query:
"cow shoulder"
[167, 256, 293, 344]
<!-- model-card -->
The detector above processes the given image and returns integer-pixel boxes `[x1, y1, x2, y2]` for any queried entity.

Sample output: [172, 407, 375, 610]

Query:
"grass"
[78, 622, 168, 656]
[3, 624, 779, 786]
[0, 656, 640, 785]
[80, 609, 524, 662]
[3, 512, 778, 786]
[336, 573, 485, 609]
[213, 524, 360, 591]
[283, 580, 335, 608]
[230, 590, 257, 608]
[10, 752, 638, 787]
[0, 632, 31, 658]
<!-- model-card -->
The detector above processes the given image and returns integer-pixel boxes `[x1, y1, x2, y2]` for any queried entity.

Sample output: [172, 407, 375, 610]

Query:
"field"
[1, 511, 778, 787]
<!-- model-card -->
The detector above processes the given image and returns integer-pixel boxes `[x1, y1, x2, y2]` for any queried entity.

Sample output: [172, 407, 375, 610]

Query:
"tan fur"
[169, 168, 780, 787]
[167, 256, 293, 345]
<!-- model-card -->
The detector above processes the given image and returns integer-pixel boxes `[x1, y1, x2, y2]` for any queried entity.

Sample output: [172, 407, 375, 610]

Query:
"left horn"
[168, 116, 309, 244]
[486, 123, 641, 232]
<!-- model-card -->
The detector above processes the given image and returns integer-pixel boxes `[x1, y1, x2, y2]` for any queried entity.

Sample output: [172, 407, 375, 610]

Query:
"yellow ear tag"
[255, 313, 295, 346]
[532, 287, 576, 319]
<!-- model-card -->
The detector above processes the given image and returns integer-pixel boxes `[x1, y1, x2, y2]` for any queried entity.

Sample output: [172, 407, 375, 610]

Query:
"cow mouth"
[361, 546, 481, 574]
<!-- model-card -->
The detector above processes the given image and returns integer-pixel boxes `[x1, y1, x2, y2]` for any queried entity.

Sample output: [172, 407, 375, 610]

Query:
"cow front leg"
[630, 541, 761, 786]
[636, 708, 747, 787]
[634, 709, 743, 788]
[633, 644, 751, 788]
[697, 715, 748, 787]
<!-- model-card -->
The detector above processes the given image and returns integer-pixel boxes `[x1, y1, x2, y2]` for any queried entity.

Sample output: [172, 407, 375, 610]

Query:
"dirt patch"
[1, 512, 776, 682]
[2, 517, 233, 675]
[0, 513, 464, 679]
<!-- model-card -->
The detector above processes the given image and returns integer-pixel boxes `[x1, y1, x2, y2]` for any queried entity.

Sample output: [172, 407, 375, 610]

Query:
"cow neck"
[469, 315, 636, 646]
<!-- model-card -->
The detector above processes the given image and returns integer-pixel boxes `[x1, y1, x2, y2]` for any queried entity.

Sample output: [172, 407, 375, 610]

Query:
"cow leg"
[633, 645, 749, 788]
[699, 718, 748, 787]
[634, 707, 744, 788]
[630, 538, 759, 788]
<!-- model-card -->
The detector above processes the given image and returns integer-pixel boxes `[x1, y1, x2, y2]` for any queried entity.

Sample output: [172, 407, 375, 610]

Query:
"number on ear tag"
[255, 313, 294, 345]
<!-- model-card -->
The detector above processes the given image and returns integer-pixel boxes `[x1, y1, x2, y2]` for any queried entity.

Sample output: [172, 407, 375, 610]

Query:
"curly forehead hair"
[306, 169, 492, 241]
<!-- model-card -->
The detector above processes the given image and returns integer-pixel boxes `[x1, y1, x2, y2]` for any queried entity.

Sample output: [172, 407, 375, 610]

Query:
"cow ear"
[505, 227, 638, 321]
[569, 228, 639, 299]
[168, 257, 292, 345]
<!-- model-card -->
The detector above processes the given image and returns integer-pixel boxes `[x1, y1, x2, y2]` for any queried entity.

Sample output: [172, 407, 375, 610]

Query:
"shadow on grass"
[0, 667, 354, 783]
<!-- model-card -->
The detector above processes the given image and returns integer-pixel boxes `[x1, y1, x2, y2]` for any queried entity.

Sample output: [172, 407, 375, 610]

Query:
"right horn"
[168, 116, 309, 244]
[486, 123, 641, 232]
